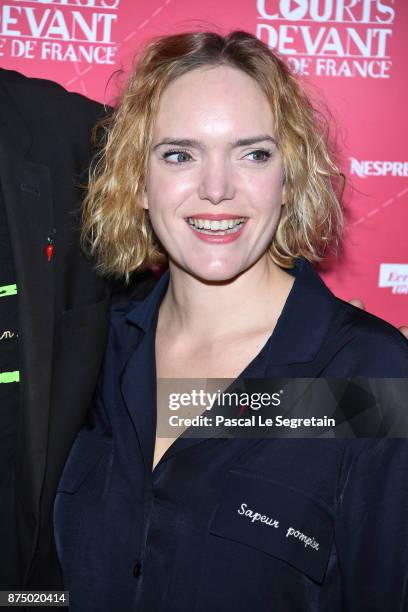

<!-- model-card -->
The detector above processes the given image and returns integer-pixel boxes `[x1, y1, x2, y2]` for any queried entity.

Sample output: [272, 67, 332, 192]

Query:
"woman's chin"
[168, 253, 262, 285]
[185, 262, 249, 285]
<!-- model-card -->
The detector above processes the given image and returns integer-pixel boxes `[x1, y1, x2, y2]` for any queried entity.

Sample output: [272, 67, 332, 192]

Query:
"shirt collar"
[125, 258, 339, 365]
[262, 258, 339, 365]
[125, 269, 170, 332]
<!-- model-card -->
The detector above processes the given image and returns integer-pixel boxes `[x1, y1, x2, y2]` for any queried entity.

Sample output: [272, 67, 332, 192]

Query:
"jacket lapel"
[120, 328, 157, 474]
[119, 274, 169, 473]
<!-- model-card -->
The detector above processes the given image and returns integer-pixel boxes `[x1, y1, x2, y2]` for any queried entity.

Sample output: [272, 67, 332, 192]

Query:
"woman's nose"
[198, 159, 235, 205]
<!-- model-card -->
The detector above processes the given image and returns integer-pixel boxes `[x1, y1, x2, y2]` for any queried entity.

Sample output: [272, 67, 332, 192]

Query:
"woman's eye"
[245, 149, 271, 162]
[162, 150, 193, 164]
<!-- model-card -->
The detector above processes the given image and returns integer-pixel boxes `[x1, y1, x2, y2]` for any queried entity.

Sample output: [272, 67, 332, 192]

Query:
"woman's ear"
[142, 190, 149, 210]
[281, 183, 286, 206]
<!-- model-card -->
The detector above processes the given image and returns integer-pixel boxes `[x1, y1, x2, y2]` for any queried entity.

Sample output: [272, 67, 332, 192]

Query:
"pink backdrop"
[1, 0, 407, 326]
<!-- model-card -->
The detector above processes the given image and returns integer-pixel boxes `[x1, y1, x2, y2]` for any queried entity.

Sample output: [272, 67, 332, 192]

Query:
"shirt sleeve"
[335, 439, 408, 610]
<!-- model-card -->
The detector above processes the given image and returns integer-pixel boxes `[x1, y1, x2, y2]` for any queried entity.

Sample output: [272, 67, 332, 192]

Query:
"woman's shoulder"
[334, 297, 407, 349]
[323, 297, 408, 376]
[109, 272, 160, 319]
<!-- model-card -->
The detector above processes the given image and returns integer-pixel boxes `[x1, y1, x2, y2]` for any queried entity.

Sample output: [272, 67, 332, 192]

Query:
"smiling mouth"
[186, 217, 247, 235]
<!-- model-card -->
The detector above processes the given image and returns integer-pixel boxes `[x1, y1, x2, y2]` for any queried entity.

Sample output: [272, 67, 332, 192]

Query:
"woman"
[54, 31, 408, 611]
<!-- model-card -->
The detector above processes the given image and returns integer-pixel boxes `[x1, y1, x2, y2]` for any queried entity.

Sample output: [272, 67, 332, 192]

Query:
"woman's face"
[144, 64, 285, 282]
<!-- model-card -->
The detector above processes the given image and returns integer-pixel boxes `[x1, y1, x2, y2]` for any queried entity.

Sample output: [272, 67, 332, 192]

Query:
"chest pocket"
[209, 469, 334, 583]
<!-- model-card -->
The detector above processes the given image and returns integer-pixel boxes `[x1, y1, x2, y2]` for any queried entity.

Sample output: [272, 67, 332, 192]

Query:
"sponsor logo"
[350, 158, 408, 178]
[256, 0, 395, 79]
[0, 0, 120, 64]
[379, 264, 408, 294]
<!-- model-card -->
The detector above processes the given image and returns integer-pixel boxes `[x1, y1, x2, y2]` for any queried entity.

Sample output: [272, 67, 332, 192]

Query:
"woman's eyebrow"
[153, 135, 277, 150]
[233, 135, 277, 147]
[153, 138, 201, 150]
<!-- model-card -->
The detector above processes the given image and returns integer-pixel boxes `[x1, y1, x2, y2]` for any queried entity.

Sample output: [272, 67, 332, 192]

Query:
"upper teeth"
[188, 218, 245, 231]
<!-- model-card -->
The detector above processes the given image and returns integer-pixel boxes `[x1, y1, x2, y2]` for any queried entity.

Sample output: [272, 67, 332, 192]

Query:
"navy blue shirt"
[54, 259, 408, 611]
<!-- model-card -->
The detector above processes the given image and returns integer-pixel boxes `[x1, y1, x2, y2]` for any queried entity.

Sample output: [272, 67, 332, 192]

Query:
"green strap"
[0, 371, 20, 384]
[0, 284, 17, 297]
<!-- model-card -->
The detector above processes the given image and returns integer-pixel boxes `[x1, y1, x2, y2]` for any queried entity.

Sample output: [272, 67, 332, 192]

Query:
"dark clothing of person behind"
[55, 258, 408, 611]
[0, 69, 109, 590]
[0, 189, 20, 586]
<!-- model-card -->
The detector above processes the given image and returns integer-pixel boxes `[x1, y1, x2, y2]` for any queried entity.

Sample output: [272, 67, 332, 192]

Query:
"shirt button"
[133, 561, 142, 578]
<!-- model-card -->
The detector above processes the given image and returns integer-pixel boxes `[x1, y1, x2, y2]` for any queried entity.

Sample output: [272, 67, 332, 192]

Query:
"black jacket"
[55, 260, 408, 611]
[0, 68, 109, 589]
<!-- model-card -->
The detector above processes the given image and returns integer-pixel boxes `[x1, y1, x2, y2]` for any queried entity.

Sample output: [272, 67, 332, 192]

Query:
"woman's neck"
[157, 256, 295, 343]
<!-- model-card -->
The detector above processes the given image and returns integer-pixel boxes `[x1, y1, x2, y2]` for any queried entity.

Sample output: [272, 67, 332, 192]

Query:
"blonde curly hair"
[82, 30, 344, 279]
